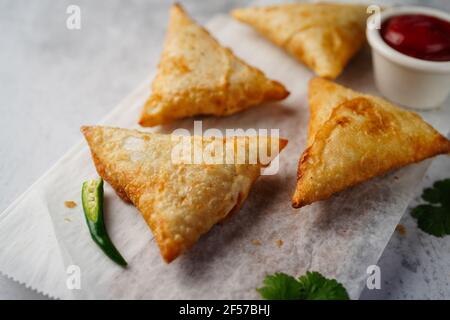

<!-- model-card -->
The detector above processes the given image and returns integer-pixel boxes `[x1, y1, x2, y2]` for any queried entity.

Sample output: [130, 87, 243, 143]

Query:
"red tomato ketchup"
[380, 14, 450, 62]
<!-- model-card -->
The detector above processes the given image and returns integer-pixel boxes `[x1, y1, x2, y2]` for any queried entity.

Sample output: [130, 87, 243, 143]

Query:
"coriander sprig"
[257, 271, 349, 300]
[411, 178, 450, 237]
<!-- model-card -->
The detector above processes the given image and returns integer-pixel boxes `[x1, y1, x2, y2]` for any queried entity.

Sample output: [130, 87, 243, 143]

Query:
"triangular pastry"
[139, 4, 289, 127]
[232, 2, 368, 79]
[82, 126, 287, 262]
[292, 78, 450, 208]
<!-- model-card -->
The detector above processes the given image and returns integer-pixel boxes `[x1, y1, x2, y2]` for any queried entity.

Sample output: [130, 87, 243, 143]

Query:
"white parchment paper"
[1, 8, 449, 299]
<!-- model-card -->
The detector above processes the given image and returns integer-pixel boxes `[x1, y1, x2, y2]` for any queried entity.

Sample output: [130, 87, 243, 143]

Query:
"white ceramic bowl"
[366, 6, 450, 110]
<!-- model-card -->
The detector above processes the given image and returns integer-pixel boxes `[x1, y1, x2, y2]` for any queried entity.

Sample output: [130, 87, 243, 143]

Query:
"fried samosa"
[139, 4, 289, 127]
[232, 2, 368, 79]
[292, 78, 450, 208]
[82, 126, 287, 262]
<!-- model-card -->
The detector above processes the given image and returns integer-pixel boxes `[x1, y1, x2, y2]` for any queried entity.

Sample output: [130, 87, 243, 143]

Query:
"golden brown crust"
[231, 3, 368, 79]
[292, 79, 450, 208]
[81, 126, 287, 262]
[307, 77, 359, 145]
[82, 126, 131, 203]
[139, 4, 289, 127]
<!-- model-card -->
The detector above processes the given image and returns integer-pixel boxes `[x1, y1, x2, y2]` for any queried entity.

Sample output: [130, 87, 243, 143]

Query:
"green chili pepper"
[81, 178, 127, 267]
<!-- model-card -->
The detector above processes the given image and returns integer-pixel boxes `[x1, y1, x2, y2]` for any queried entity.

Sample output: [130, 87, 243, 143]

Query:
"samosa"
[232, 2, 368, 79]
[139, 4, 289, 127]
[82, 126, 287, 262]
[292, 78, 450, 208]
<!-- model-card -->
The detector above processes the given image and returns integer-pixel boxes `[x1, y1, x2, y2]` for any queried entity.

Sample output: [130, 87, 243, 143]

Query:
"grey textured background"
[0, 0, 449, 299]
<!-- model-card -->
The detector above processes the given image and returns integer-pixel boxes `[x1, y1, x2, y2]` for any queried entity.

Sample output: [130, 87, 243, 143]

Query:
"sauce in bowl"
[380, 14, 450, 62]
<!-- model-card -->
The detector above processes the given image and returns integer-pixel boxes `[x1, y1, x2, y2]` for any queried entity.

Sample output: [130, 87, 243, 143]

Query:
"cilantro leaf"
[298, 271, 350, 300]
[422, 179, 450, 206]
[257, 273, 302, 300]
[411, 178, 450, 237]
[257, 271, 349, 300]
[412, 205, 450, 237]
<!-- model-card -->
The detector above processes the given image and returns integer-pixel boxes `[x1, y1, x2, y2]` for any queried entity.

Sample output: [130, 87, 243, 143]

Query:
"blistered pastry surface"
[232, 3, 368, 79]
[292, 79, 450, 207]
[82, 126, 286, 262]
[140, 4, 288, 126]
